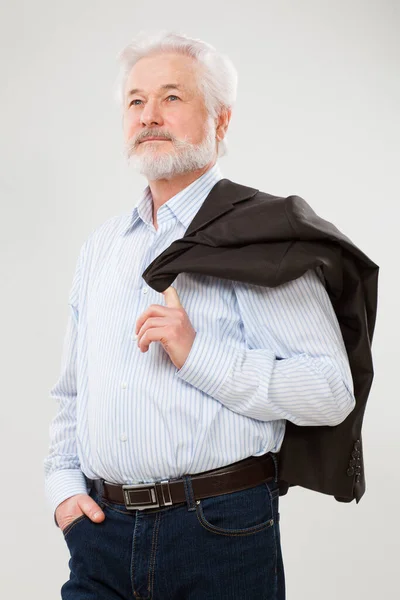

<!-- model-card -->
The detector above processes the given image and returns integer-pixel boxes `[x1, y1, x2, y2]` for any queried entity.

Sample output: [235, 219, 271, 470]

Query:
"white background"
[1, 0, 398, 598]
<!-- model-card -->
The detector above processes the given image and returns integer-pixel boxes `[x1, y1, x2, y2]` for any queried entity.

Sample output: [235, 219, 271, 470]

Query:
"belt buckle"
[122, 480, 172, 511]
[122, 482, 159, 510]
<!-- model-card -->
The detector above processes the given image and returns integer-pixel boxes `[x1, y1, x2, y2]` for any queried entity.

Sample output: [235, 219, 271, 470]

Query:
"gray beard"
[126, 121, 217, 180]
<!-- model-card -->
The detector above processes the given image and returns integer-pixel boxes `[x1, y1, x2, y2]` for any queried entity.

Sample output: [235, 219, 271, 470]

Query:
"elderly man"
[44, 31, 355, 600]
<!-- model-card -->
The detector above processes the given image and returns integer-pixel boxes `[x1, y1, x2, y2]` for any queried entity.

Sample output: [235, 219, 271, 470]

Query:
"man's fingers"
[135, 288, 183, 334]
[78, 496, 105, 522]
[56, 493, 106, 530]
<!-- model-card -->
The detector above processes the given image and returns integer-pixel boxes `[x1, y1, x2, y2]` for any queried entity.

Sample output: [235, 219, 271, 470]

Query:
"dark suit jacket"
[141, 178, 379, 503]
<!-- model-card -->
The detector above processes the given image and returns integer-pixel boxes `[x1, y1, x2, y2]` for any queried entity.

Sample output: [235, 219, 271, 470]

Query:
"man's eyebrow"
[127, 84, 185, 97]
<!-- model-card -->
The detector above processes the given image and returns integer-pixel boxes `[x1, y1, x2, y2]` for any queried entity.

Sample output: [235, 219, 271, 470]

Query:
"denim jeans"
[61, 470, 285, 599]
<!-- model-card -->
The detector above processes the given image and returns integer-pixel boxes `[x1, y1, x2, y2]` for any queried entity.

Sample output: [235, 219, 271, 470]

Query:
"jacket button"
[347, 467, 355, 476]
[349, 459, 356, 467]
[352, 450, 361, 459]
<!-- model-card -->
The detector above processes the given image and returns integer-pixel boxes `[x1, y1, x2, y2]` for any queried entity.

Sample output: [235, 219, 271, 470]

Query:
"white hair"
[114, 30, 238, 158]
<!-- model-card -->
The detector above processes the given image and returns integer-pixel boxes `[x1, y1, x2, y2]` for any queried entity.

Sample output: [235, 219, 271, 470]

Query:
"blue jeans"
[61, 471, 285, 599]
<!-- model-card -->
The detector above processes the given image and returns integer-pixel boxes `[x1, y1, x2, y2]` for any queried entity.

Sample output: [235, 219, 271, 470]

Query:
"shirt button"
[121, 382, 128, 389]
[142, 288, 148, 294]
[120, 433, 127, 442]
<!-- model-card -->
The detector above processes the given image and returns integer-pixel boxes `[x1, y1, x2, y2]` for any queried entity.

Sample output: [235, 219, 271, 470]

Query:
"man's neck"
[148, 159, 216, 229]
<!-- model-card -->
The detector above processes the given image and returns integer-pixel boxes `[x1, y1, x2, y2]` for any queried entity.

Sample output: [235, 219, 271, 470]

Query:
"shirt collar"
[121, 162, 224, 236]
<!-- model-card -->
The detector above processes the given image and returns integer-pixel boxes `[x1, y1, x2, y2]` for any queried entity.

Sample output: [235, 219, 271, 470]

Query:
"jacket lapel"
[184, 178, 259, 237]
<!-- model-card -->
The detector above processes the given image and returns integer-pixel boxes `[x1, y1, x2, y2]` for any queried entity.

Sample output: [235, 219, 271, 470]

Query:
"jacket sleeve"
[43, 246, 90, 522]
[175, 268, 355, 427]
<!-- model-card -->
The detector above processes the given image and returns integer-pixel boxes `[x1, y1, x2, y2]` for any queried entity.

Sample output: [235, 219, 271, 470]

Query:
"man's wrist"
[45, 468, 90, 521]
[175, 331, 238, 396]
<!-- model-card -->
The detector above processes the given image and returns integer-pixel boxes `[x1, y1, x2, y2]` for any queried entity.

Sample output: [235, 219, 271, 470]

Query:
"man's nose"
[140, 100, 163, 127]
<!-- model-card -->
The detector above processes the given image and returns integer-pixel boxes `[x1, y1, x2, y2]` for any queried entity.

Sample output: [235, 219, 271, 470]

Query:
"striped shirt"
[44, 162, 355, 514]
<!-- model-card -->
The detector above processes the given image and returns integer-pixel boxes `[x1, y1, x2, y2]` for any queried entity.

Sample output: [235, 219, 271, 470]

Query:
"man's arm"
[176, 268, 355, 427]
[44, 249, 89, 521]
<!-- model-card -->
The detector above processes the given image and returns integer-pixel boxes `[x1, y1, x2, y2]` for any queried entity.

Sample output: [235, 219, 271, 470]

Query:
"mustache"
[126, 130, 195, 151]
[127, 130, 174, 150]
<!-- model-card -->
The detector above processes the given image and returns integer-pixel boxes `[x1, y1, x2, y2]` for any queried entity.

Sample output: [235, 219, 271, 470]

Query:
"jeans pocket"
[62, 514, 87, 539]
[195, 479, 278, 537]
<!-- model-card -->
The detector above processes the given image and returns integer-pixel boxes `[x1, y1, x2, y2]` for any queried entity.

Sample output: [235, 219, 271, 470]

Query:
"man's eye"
[167, 95, 179, 101]
[129, 99, 142, 106]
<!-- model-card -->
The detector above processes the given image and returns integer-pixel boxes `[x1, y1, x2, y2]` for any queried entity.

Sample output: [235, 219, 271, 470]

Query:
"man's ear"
[216, 107, 232, 141]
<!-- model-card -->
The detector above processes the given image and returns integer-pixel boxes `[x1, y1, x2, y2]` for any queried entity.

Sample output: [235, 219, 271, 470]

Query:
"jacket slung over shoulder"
[142, 178, 379, 504]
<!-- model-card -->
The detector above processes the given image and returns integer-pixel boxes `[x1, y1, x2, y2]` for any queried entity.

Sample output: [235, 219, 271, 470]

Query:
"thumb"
[162, 286, 182, 308]
[78, 496, 105, 523]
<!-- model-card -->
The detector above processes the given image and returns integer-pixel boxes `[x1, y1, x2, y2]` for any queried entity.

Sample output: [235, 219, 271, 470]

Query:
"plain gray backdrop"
[1, 0, 398, 598]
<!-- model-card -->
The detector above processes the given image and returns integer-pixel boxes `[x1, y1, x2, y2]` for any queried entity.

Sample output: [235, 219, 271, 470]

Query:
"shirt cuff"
[175, 331, 238, 396]
[45, 469, 91, 526]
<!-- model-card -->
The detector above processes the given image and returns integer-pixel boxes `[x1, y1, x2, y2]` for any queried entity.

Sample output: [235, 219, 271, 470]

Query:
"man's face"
[122, 52, 218, 180]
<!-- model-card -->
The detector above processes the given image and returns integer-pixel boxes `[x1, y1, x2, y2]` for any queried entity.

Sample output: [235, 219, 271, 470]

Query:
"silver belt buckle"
[122, 480, 172, 511]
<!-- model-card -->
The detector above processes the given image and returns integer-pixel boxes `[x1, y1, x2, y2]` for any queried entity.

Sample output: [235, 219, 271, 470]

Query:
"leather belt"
[93, 452, 277, 511]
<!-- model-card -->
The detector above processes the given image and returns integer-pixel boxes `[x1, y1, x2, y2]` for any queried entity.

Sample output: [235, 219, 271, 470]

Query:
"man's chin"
[127, 156, 173, 178]
[132, 144, 172, 158]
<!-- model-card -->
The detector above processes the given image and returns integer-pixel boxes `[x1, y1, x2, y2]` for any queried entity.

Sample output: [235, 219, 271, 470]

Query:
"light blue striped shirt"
[44, 162, 355, 514]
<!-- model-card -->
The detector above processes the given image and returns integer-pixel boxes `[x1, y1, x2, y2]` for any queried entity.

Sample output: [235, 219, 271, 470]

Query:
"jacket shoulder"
[251, 188, 337, 236]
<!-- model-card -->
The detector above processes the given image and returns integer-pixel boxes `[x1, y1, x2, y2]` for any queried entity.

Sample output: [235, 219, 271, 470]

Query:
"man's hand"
[135, 286, 196, 370]
[55, 493, 105, 532]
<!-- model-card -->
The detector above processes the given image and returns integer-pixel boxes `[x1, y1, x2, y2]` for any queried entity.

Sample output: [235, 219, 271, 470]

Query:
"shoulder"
[234, 183, 312, 223]
[71, 213, 131, 278]
[79, 213, 130, 256]
[85, 213, 129, 246]
[253, 189, 311, 213]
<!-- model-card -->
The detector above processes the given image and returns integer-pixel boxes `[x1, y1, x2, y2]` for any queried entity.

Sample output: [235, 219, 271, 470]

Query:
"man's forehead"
[126, 83, 188, 97]
[125, 54, 198, 95]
